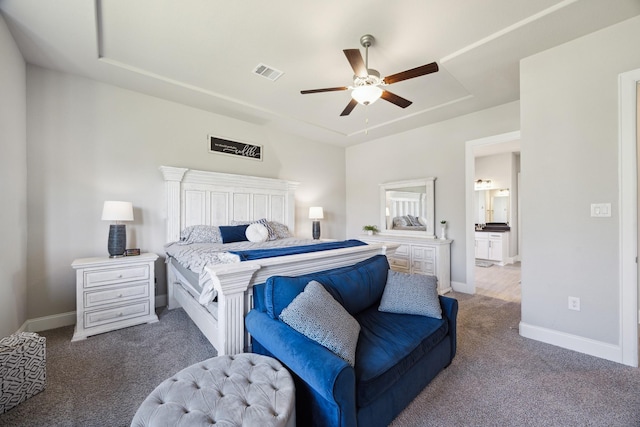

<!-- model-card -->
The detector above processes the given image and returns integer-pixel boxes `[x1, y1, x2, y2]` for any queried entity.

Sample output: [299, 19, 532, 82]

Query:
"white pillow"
[279, 280, 360, 366]
[245, 223, 269, 242]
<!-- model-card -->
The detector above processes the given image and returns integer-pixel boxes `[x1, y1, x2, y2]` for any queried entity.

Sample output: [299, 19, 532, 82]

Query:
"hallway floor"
[475, 261, 521, 303]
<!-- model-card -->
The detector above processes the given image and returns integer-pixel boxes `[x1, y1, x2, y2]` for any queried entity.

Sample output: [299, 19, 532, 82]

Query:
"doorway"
[464, 131, 521, 299]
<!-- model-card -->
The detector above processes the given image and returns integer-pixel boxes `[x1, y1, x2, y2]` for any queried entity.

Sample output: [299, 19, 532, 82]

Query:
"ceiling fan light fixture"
[351, 85, 383, 105]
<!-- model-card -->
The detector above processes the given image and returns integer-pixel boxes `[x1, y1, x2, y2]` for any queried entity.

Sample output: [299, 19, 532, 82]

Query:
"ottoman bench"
[131, 353, 295, 427]
[0, 332, 46, 414]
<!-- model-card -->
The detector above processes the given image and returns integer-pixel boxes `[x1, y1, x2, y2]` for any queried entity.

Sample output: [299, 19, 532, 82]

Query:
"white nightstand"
[71, 253, 159, 342]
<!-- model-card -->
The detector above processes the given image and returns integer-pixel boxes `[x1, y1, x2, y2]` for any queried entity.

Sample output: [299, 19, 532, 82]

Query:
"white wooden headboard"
[160, 166, 299, 243]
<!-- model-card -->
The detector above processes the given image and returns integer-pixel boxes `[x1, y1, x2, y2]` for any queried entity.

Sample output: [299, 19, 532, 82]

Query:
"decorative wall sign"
[209, 135, 262, 161]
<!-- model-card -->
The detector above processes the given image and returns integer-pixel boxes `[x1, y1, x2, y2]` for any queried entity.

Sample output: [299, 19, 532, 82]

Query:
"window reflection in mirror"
[379, 178, 436, 238]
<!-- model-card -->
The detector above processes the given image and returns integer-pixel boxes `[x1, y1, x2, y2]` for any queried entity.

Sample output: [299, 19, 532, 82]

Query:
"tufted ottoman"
[130, 353, 295, 427]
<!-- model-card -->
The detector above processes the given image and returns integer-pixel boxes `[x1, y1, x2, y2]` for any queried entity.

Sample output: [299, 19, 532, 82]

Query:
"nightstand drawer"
[84, 282, 150, 308]
[84, 265, 149, 288]
[84, 301, 151, 329]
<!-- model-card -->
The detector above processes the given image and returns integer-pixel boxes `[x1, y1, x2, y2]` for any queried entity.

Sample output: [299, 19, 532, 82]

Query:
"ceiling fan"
[300, 34, 439, 116]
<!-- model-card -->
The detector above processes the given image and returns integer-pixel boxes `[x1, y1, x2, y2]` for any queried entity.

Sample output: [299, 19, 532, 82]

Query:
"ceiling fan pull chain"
[365, 106, 369, 135]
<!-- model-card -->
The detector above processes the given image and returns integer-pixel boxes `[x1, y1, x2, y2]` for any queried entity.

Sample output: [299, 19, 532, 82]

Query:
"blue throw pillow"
[219, 224, 250, 244]
[378, 270, 442, 319]
[279, 280, 361, 366]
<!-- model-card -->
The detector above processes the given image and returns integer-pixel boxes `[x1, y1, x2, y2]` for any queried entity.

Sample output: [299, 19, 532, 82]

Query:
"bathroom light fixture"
[308, 207, 324, 240]
[101, 201, 134, 257]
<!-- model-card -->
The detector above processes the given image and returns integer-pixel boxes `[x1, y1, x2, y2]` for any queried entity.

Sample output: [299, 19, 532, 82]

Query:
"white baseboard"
[15, 296, 169, 335]
[519, 321, 622, 364]
[18, 311, 76, 333]
[451, 280, 474, 294]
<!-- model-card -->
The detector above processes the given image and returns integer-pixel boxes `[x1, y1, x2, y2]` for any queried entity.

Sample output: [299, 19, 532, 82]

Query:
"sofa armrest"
[246, 310, 356, 407]
[439, 295, 458, 359]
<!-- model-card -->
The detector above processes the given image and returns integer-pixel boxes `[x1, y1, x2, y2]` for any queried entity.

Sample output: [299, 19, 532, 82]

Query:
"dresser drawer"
[411, 245, 435, 261]
[84, 301, 151, 329]
[389, 256, 410, 270]
[84, 265, 149, 288]
[412, 260, 435, 276]
[394, 245, 410, 258]
[84, 282, 150, 308]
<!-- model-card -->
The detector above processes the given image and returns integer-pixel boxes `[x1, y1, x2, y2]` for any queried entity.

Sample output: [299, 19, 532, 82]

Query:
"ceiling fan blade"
[343, 49, 368, 77]
[301, 86, 349, 94]
[340, 98, 358, 116]
[381, 90, 412, 108]
[383, 62, 439, 85]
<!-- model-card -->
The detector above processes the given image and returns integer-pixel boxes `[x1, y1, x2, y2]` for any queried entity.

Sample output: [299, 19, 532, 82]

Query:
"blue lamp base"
[312, 220, 321, 240]
[107, 224, 127, 258]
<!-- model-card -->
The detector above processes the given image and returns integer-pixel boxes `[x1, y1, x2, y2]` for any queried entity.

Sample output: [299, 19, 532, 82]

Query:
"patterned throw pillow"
[393, 216, 408, 227]
[279, 280, 360, 366]
[178, 225, 222, 245]
[378, 270, 442, 319]
[267, 221, 292, 240]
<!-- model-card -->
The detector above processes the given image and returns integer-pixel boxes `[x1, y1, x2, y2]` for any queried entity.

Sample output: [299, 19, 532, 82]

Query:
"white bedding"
[165, 238, 323, 305]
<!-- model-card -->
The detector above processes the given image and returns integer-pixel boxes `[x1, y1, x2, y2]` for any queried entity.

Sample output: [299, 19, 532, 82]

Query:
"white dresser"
[361, 234, 452, 294]
[71, 253, 159, 341]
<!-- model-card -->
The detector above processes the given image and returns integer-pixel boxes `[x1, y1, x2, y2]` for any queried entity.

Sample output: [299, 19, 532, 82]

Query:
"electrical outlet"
[568, 296, 581, 311]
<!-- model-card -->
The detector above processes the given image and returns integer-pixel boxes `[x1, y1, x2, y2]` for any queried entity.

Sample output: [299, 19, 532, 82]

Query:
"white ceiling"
[2, 0, 639, 147]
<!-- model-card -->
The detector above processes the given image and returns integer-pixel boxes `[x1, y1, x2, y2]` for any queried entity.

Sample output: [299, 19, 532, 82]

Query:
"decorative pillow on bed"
[406, 215, 421, 226]
[245, 223, 269, 242]
[178, 225, 222, 245]
[393, 216, 408, 227]
[267, 221, 292, 240]
[231, 218, 278, 241]
[219, 224, 250, 244]
[279, 280, 360, 366]
[378, 270, 442, 319]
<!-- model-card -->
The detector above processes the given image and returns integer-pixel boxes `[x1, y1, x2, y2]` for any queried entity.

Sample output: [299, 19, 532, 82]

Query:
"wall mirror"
[474, 189, 510, 224]
[379, 178, 436, 238]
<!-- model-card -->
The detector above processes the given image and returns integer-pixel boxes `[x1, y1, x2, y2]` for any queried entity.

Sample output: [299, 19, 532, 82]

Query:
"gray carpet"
[1, 294, 639, 426]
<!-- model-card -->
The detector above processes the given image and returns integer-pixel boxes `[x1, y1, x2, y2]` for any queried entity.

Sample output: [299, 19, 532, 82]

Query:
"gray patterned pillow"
[267, 221, 292, 240]
[279, 280, 360, 366]
[178, 225, 222, 245]
[378, 270, 442, 319]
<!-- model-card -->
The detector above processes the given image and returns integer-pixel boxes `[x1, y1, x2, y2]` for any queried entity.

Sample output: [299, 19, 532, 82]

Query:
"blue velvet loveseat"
[245, 254, 458, 427]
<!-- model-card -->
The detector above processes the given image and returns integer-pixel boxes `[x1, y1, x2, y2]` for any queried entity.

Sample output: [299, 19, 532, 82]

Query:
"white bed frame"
[160, 166, 395, 356]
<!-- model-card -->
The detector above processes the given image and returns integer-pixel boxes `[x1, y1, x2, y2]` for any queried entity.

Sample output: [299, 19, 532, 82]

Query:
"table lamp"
[101, 201, 134, 257]
[309, 206, 324, 240]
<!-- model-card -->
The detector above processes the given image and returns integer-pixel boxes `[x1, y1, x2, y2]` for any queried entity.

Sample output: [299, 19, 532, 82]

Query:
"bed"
[160, 166, 396, 356]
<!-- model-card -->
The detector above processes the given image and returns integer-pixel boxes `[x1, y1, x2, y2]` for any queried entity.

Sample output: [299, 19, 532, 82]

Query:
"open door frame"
[619, 68, 639, 367]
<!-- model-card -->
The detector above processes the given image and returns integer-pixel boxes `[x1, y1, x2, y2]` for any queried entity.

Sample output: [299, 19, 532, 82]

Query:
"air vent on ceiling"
[253, 63, 284, 81]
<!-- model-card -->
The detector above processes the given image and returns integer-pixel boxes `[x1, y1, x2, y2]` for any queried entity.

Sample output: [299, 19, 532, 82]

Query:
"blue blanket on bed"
[230, 239, 367, 261]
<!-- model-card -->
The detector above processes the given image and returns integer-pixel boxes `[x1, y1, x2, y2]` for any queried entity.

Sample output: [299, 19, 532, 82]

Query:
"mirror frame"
[379, 177, 436, 238]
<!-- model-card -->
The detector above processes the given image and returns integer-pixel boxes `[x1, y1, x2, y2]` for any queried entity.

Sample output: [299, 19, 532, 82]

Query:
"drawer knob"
[117, 312, 123, 317]
[118, 274, 123, 278]
[118, 294, 123, 298]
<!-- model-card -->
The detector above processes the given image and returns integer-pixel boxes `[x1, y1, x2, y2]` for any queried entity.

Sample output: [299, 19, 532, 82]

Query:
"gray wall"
[345, 101, 520, 286]
[520, 15, 640, 345]
[25, 65, 346, 319]
[0, 14, 27, 337]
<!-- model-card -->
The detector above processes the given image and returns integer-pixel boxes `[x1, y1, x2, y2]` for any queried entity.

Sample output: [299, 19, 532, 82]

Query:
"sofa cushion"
[264, 255, 389, 319]
[279, 280, 361, 366]
[354, 306, 449, 407]
[379, 271, 442, 319]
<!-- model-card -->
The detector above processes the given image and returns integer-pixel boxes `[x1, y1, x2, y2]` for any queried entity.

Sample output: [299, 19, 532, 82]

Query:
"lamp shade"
[101, 201, 134, 222]
[308, 207, 324, 220]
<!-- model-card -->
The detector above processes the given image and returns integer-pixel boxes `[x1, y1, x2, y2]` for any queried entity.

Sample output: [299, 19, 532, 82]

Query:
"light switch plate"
[590, 203, 611, 217]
